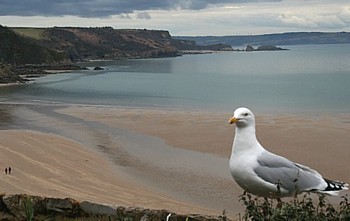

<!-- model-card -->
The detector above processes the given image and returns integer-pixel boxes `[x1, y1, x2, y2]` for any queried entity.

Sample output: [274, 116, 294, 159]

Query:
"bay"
[1, 44, 350, 113]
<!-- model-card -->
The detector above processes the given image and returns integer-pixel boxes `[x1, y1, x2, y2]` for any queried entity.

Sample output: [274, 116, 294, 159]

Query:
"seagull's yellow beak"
[229, 117, 239, 124]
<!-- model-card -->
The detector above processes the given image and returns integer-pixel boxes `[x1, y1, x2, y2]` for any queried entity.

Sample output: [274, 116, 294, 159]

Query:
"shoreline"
[0, 63, 87, 87]
[0, 82, 23, 87]
[1, 104, 350, 219]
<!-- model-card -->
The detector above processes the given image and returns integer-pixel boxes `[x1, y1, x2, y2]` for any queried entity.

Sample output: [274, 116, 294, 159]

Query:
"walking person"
[4, 168, 7, 174]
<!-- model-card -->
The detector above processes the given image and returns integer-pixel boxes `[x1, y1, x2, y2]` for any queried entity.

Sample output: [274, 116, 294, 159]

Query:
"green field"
[11, 27, 46, 40]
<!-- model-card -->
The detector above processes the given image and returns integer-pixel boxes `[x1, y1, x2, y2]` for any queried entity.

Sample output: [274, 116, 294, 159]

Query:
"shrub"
[239, 191, 350, 221]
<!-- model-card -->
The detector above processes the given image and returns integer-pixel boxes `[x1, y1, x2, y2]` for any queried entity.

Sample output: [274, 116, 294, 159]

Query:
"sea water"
[1, 44, 350, 113]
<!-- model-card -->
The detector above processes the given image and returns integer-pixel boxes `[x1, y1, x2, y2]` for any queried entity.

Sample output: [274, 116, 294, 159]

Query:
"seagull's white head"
[229, 107, 255, 128]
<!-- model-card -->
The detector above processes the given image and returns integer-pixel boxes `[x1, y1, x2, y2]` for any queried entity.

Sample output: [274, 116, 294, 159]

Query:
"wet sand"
[0, 130, 217, 215]
[58, 106, 350, 180]
[1, 105, 350, 219]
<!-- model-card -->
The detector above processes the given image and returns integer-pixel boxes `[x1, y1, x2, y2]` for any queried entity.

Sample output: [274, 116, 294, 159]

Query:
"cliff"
[0, 194, 229, 221]
[10, 27, 232, 62]
[5, 27, 176, 62]
[33, 27, 179, 61]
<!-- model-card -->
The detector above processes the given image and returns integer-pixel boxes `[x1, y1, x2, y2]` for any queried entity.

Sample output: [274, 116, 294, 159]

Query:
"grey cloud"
[137, 12, 152, 20]
[0, 0, 280, 17]
[118, 14, 132, 19]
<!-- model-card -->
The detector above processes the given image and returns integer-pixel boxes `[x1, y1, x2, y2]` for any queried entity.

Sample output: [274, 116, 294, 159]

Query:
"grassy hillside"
[12, 27, 46, 40]
[0, 25, 67, 65]
[11, 27, 180, 61]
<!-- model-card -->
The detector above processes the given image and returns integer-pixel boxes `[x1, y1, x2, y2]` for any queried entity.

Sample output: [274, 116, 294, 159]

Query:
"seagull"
[228, 107, 348, 198]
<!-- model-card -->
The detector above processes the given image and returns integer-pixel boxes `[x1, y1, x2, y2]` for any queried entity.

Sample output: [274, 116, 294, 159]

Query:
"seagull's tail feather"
[317, 179, 349, 196]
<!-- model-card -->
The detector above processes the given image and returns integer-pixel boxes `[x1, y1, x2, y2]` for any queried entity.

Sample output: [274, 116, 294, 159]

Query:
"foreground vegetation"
[1, 194, 227, 221]
[13, 192, 350, 221]
[239, 191, 350, 221]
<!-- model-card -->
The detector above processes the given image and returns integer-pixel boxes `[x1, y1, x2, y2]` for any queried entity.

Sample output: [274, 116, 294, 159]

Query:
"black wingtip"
[324, 178, 348, 191]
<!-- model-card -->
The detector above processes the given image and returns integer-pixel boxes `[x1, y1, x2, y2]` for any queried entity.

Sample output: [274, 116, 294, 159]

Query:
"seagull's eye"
[243, 113, 249, 116]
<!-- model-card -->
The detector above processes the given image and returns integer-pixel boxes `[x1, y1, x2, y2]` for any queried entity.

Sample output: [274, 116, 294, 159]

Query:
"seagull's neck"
[231, 125, 263, 155]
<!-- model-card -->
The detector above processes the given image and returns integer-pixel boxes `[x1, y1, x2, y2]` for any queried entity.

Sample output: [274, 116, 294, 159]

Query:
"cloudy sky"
[1, 0, 350, 36]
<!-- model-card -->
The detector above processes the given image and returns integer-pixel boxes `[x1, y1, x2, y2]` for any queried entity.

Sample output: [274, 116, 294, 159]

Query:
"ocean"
[1, 44, 350, 113]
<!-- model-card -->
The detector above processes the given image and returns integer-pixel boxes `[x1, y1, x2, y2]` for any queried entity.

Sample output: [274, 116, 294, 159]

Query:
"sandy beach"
[1, 104, 350, 219]
[0, 129, 217, 215]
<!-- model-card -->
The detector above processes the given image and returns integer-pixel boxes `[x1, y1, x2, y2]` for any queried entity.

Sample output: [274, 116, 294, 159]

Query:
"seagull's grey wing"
[254, 151, 325, 193]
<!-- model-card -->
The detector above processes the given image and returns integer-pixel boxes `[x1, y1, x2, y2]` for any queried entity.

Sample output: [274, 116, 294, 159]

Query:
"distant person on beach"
[4, 167, 11, 175]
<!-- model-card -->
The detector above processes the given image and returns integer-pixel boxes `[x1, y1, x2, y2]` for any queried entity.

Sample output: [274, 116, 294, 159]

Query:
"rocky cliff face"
[0, 194, 229, 221]
[0, 63, 25, 83]
[36, 27, 179, 61]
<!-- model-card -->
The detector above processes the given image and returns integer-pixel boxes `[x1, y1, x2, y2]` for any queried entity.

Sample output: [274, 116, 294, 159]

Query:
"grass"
[21, 195, 34, 221]
[11, 27, 46, 40]
[238, 191, 350, 221]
